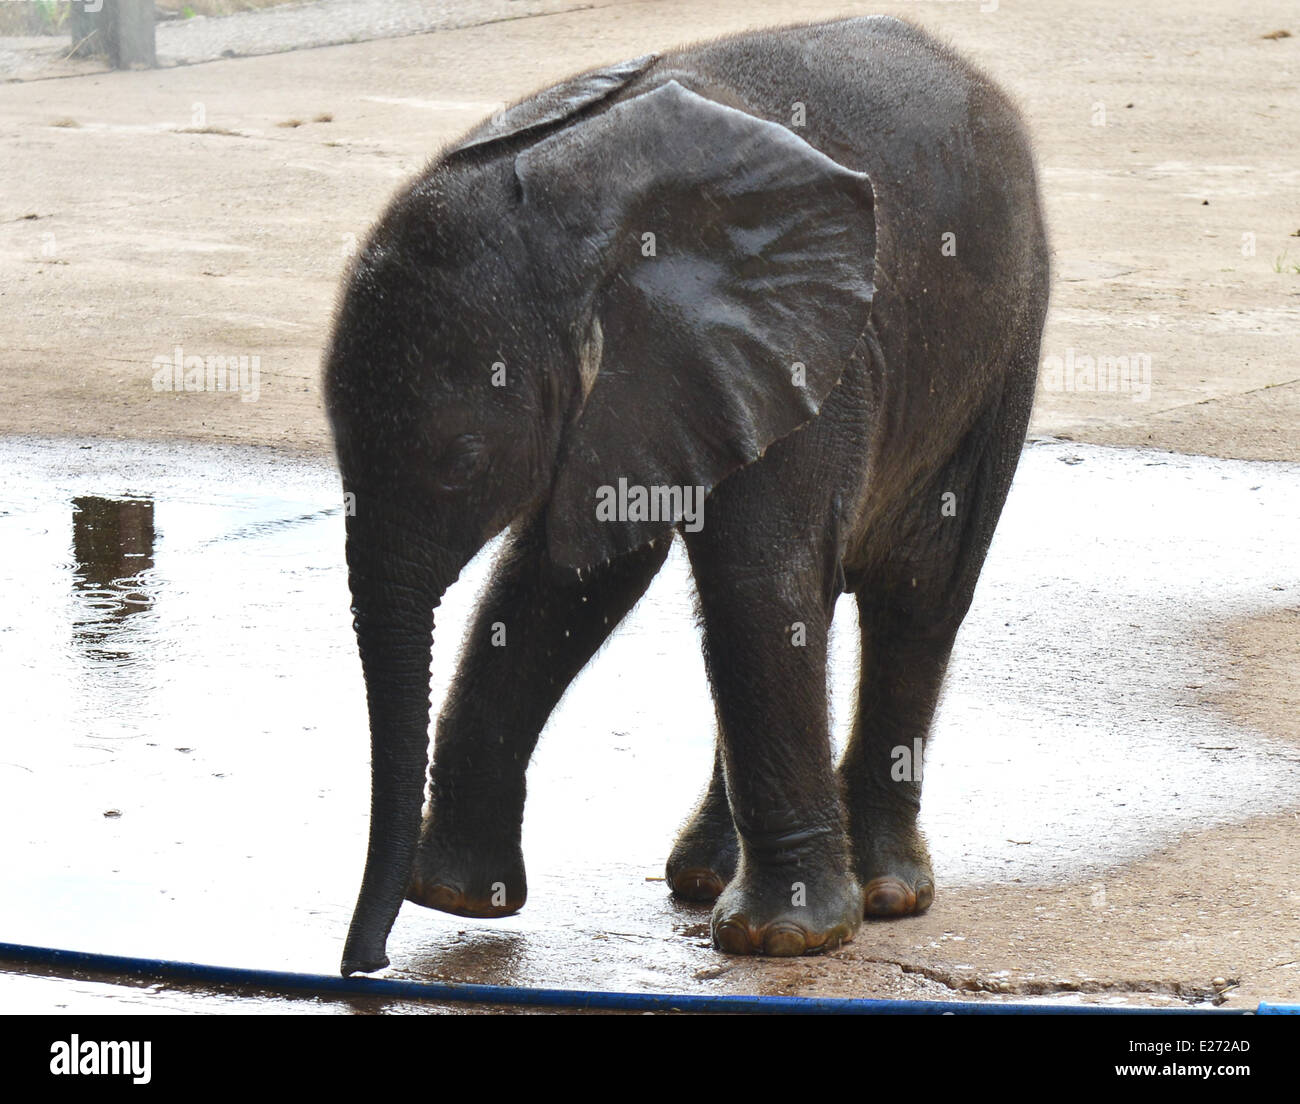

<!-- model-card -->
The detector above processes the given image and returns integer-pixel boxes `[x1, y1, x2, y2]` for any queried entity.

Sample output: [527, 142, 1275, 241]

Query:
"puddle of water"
[0, 434, 1296, 1011]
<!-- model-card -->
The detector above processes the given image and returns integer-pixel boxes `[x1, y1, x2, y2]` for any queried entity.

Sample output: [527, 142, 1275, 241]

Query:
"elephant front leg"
[686, 551, 862, 956]
[407, 519, 670, 918]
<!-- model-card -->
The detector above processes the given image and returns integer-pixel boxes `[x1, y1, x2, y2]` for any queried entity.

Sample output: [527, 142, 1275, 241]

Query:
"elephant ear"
[514, 81, 877, 570]
[446, 54, 658, 157]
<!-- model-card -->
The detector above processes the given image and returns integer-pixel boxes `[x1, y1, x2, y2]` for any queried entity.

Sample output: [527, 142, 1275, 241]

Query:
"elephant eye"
[435, 433, 487, 490]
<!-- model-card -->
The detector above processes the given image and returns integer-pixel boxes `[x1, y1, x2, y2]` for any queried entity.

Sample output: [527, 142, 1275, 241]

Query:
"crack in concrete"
[1148, 376, 1300, 418]
[862, 957, 1237, 1005]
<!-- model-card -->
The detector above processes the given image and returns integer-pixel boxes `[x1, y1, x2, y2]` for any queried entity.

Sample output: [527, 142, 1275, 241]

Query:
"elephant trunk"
[339, 500, 455, 976]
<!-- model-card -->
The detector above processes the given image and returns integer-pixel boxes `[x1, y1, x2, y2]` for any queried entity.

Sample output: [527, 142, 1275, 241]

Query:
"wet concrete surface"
[0, 434, 1296, 1012]
[0, 0, 591, 80]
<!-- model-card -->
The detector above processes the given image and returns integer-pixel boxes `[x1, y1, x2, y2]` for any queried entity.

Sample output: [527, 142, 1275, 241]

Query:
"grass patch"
[1273, 250, 1300, 274]
[0, 1, 68, 36]
[176, 126, 246, 137]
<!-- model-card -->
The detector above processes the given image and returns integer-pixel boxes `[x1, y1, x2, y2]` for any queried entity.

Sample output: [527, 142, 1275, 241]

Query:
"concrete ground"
[0, 0, 1296, 1009]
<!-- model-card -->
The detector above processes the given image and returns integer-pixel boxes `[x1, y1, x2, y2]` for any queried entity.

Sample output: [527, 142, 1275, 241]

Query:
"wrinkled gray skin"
[324, 15, 1049, 976]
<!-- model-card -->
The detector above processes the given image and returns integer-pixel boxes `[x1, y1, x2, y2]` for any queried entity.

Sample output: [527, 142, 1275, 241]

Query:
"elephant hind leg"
[842, 360, 1038, 917]
[840, 599, 948, 919]
[666, 743, 738, 902]
[408, 515, 671, 918]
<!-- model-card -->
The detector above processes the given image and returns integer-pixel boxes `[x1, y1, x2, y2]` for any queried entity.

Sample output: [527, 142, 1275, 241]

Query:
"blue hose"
[5, 941, 1294, 1014]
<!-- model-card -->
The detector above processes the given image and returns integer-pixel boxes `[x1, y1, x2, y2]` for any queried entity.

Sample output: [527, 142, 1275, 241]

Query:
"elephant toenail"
[672, 868, 724, 901]
[915, 882, 935, 911]
[863, 878, 912, 916]
[713, 918, 754, 955]
[762, 923, 808, 957]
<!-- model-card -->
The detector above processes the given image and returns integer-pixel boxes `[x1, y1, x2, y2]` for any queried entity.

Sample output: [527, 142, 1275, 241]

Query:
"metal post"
[69, 0, 156, 69]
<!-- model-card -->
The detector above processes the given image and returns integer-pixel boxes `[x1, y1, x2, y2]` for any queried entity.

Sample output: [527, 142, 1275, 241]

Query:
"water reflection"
[0, 436, 1295, 1012]
[71, 495, 156, 663]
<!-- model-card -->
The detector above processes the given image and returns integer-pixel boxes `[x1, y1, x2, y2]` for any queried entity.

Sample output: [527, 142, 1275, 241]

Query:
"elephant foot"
[666, 817, 738, 903]
[852, 824, 934, 917]
[709, 859, 861, 956]
[407, 830, 527, 919]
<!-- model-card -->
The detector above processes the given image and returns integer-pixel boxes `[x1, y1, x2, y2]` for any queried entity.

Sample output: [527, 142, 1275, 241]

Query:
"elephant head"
[324, 63, 876, 975]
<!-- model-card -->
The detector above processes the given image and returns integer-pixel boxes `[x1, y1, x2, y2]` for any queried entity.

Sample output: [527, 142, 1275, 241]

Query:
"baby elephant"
[324, 15, 1049, 975]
